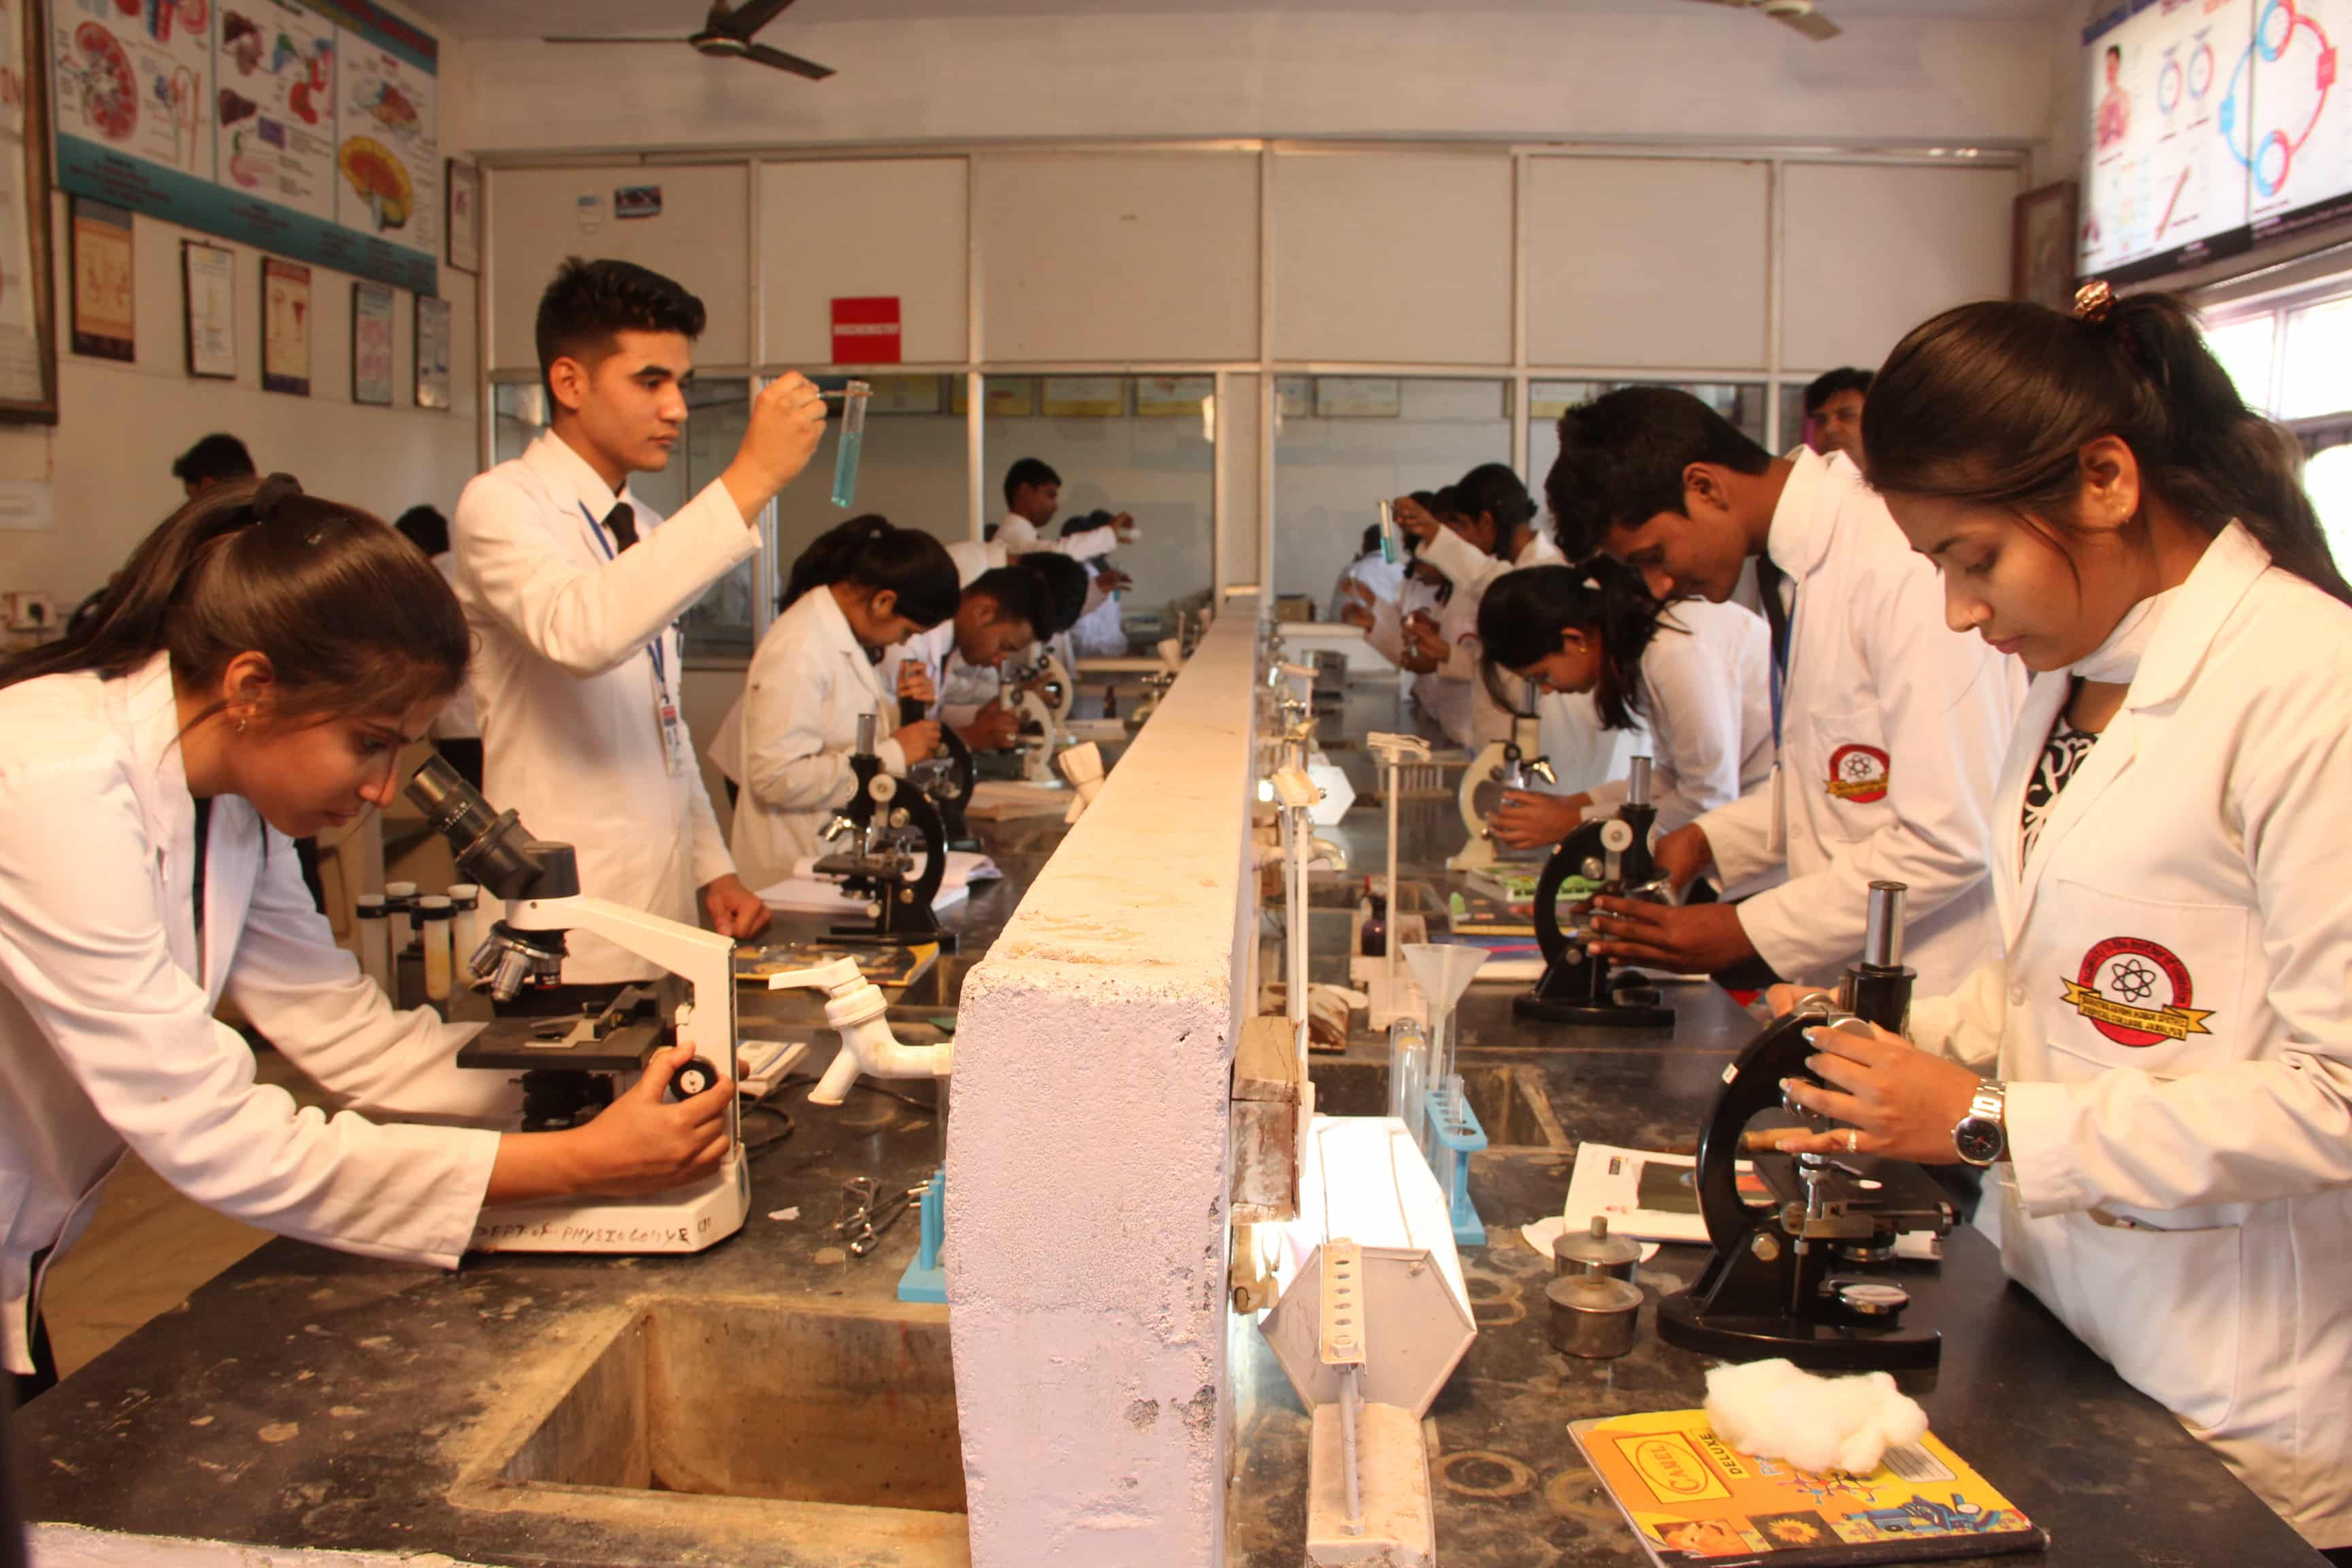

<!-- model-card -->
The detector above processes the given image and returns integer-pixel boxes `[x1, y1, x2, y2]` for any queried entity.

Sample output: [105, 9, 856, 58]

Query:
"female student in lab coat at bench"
[721, 516, 960, 896]
[0, 478, 730, 1408]
[1475, 560, 1773, 844]
[1773, 289, 2352, 1557]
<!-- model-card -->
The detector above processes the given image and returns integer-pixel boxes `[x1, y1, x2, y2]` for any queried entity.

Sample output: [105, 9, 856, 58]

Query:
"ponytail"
[1475, 560, 1666, 730]
[1864, 291, 2351, 605]
[781, 514, 960, 627]
[0, 474, 468, 721]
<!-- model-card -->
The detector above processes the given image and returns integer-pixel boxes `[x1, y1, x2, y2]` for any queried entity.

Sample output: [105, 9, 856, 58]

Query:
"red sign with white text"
[831, 297, 902, 365]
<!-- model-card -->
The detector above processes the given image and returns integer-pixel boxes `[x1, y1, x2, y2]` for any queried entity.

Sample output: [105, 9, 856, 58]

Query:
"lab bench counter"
[17, 820, 1070, 1568]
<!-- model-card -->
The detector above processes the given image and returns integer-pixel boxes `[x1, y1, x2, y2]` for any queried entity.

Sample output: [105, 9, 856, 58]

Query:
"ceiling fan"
[544, 0, 836, 80]
[1678, 0, 1844, 42]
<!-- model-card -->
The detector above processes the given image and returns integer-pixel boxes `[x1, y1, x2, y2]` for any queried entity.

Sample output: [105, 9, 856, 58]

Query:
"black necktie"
[1756, 555, 1793, 747]
[603, 502, 638, 552]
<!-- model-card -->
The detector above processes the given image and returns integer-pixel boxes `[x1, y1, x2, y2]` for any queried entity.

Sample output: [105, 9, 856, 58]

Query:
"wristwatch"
[1952, 1081, 2008, 1167]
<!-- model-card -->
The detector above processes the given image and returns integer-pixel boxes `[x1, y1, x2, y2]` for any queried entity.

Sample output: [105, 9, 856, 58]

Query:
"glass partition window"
[2278, 297, 2352, 423]
[2204, 314, 2280, 415]
[776, 374, 970, 576]
[1273, 377, 1511, 612]
[982, 374, 1216, 649]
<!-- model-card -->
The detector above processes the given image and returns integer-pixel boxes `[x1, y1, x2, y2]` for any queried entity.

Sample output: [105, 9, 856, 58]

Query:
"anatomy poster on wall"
[52, 0, 438, 295]
[2244, 0, 2352, 239]
[69, 196, 133, 361]
[214, 0, 338, 225]
[333, 29, 435, 261]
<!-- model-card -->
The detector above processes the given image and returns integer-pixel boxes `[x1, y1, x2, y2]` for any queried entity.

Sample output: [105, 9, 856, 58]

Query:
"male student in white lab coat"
[994, 457, 1134, 559]
[1551, 387, 2022, 995]
[452, 259, 828, 982]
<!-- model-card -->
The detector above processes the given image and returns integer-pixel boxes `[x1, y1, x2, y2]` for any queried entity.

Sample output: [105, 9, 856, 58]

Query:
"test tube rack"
[1421, 1082, 1488, 1248]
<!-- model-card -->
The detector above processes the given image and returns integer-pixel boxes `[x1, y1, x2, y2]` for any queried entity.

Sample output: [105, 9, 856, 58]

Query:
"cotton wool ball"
[1703, 1358, 1928, 1476]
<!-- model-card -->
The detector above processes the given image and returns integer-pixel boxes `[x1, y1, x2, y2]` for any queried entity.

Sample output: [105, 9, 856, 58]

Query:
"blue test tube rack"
[1422, 1082, 1488, 1247]
[898, 1167, 948, 1304]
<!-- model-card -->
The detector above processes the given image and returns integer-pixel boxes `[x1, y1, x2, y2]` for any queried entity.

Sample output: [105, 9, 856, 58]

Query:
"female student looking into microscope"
[0, 477, 731, 1408]
[1475, 560, 1772, 845]
[721, 515, 960, 894]
[1773, 287, 2352, 1556]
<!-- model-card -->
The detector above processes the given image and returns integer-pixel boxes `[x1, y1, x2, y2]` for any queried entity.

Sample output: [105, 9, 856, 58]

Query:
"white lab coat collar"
[1514, 529, 1565, 568]
[1763, 446, 1842, 583]
[2001, 521, 2272, 941]
[523, 431, 630, 525]
[806, 585, 894, 706]
[2119, 521, 2270, 712]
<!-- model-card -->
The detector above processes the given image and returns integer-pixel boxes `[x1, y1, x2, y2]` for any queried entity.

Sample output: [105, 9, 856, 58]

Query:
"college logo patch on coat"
[1825, 744, 1891, 804]
[2060, 936, 2217, 1047]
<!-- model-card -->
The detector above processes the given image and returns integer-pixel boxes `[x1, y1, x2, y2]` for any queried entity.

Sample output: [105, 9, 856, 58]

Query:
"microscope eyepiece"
[404, 754, 576, 901]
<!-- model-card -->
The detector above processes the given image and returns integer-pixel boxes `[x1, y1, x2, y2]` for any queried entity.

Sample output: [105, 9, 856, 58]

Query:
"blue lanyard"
[579, 501, 670, 697]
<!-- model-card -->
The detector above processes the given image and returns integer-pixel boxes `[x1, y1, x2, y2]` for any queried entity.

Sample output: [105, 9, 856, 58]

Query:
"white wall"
[0, 197, 481, 612]
[0, 0, 476, 615]
[451, 10, 2058, 154]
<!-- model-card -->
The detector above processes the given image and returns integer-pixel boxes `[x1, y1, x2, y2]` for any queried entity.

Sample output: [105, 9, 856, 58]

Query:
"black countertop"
[16, 716, 2327, 1567]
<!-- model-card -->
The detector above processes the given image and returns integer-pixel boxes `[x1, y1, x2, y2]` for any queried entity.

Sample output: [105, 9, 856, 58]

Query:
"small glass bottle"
[355, 894, 391, 996]
[1360, 880, 1388, 958]
[417, 896, 455, 1004]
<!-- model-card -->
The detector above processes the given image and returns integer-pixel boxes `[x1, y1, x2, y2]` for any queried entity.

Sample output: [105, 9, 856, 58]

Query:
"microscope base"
[1654, 1292, 1943, 1372]
[1513, 993, 1674, 1030]
[467, 1154, 751, 1255]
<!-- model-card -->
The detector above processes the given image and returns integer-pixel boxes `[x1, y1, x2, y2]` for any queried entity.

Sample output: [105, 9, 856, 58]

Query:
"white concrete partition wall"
[947, 602, 1264, 1567]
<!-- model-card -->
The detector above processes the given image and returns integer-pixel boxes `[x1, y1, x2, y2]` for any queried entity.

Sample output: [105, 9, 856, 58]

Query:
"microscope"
[1514, 756, 1674, 1030]
[901, 691, 981, 850]
[1448, 677, 1556, 874]
[998, 649, 1072, 785]
[404, 755, 751, 1255]
[1655, 881, 1958, 1371]
[813, 713, 956, 952]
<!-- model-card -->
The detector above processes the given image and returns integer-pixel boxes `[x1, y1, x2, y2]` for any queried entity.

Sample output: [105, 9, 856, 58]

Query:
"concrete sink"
[453, 1296, 969, 1566]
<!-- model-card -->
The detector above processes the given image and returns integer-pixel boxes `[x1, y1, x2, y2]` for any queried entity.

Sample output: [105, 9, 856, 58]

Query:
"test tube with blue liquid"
[1377, 498, 1400, 564]
[830, 380, 872, 508]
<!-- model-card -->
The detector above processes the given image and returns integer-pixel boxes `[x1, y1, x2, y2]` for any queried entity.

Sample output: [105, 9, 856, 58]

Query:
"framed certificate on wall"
[352, 280, 396, 406]
[415, 295, 452, 410]
[182, 242, 236, 379]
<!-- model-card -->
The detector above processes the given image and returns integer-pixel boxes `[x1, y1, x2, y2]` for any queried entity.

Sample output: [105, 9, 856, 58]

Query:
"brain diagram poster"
[51, 0, 438, 295]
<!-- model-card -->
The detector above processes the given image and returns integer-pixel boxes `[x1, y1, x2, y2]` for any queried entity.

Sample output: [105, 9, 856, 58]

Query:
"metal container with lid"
[1546, 1274, 1643, 1359]
[1554, 1215, 1643, 1281]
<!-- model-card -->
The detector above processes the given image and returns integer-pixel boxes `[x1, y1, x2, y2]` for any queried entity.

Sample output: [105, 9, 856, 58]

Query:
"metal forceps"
[835, 1175, 919, 1257]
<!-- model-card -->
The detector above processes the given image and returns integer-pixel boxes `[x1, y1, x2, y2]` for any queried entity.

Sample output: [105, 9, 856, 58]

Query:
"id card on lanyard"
[581, 502, 689, 778]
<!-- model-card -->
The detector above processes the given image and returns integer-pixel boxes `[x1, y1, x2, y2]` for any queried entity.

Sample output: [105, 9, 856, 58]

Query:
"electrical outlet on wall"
[3, 592, 52, 633]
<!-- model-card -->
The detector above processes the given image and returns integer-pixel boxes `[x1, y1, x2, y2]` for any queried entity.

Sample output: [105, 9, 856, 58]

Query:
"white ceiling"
[402, 0, 2081, 41]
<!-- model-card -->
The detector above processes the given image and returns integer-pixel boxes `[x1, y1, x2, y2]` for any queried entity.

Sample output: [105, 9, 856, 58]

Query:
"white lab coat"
[1328, 553, 1407, 621]
[0, 656, 513, 1375]
[1375, 528, 1568, 749]
[721, 587, 907, 896]
[996, 511, 1118, 560]
[1694, 449, 2022, 993]
[1583, 600, 1775, 836]
[1907, 524, 2352, 1549]
[451, 433, 749, 983]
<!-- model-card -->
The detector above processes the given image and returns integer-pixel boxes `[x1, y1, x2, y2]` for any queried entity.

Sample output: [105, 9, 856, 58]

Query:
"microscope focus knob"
[870, 774, 899, 804]
[1600, 819, 1635, 853]
[668, 1056, 721, 1101]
